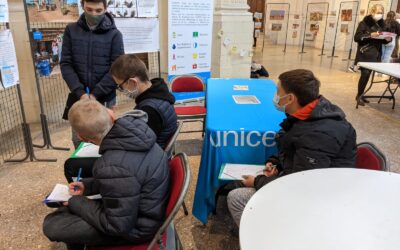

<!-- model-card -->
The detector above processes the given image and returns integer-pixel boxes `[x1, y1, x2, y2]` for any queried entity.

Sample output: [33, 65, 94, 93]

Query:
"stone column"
[211, 0, 253, 78]
[8, 0, 40, 123]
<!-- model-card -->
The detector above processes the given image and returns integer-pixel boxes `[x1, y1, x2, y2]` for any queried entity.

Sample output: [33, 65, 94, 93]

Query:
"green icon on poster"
[193, 32, 199, 38]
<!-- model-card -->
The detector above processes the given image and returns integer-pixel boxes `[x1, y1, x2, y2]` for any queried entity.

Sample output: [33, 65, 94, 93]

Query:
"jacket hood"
[308, 96, 346, 121]
[78, 12, 116, 33]
[135, 78, 176, 105]
[363, 15, 385, 29]
[99, 110, 156, 153]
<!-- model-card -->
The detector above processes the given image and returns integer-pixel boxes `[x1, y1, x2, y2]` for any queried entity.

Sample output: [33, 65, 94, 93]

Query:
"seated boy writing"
[43, 99, 169, 249]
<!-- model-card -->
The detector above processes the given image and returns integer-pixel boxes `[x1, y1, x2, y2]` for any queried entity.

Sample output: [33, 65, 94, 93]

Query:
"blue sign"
[33, 31, 42, 40]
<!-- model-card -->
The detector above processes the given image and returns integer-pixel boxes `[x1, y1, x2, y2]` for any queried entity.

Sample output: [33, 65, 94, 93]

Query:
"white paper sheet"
[45, 184, 102, 202]
[115, 18, 160, 54]
[0, 0, 9, 22]
[232, 95, 261, 104]
[0, 30, 19, 89]
[219, 163, 265, 180]
[75, 143, 101, 158]
[137, 0, 158, 17]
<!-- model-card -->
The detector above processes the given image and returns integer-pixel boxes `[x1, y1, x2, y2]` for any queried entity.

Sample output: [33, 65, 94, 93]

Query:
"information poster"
[0, 0, 9, 22]
[0, 30, 20, 89]
[137, 0, 158, 17]
[168, 0, 214, 83]
[25, 0, 79, 23]
[115, 18, 159, 53]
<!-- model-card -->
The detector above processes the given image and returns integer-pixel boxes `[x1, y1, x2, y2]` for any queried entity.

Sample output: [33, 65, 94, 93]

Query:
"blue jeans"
[381, 38, 396, 63]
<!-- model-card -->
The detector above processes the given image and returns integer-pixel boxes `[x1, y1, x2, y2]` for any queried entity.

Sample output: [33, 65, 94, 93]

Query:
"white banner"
[0, 30, 19, 89]
[0, 0, 9, 22]
[168, 0, 214, 80]
[115, 18, 159, 54]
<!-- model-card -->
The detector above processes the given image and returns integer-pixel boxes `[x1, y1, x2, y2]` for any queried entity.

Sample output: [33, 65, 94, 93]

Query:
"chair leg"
[182, 201, 189, 216]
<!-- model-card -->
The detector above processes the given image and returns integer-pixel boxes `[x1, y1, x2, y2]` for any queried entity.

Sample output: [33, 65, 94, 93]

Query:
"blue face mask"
[272, 92, 289, 113]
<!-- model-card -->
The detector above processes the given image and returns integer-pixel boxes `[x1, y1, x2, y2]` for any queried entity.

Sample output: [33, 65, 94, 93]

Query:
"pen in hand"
[86, 86, 90, 98]
[74, 168, 82, 192]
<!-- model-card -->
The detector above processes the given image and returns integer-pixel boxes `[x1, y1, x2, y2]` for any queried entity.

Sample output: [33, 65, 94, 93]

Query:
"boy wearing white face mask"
[61, 0, 124, 148]
[111, 54, 178, 148]
[353, 4, 392, 106]
[227, 69, 357, 227]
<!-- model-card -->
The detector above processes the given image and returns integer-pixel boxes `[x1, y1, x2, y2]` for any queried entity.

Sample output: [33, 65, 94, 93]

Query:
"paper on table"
[75, 143, 101, 158]
[45, 184, 102, 202]
[233, 85, 249, 91]
[219, 163, 265, 180]
[233, 95, 260, 104]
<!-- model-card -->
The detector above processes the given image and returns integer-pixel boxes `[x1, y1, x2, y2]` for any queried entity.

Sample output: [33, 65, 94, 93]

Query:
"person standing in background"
[382, 11, 400, 63]
[61, 0, 124, 148]
[353, 4, 392, 106]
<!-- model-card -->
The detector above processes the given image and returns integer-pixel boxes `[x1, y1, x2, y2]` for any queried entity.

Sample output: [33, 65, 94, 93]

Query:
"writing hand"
[264, 162, 279, 177]
[68, 182, 85, 196]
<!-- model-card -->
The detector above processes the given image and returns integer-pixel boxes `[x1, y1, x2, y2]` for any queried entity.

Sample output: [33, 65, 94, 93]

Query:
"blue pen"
[74, 168, 82, 192]
[86, 86, 90, 97]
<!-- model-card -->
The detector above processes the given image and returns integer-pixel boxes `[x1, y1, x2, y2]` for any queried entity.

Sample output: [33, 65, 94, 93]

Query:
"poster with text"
[168, 0, 214, 83]
[137, 0, 158, 17]
[115, 18, 159, 53]
[0, 30, 19, 89]
[25, 0, 79, 23]
[0, 0, 9, 22]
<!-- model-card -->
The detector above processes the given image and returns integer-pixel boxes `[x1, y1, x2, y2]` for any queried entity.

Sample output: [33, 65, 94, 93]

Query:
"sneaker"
[348, 66, 357, 73]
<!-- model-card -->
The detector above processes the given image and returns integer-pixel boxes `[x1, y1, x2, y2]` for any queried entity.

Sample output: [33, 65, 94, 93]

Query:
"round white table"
[240, 168, 400, 250]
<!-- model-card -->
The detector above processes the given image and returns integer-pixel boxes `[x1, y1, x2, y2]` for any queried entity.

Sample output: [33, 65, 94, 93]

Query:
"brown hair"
[278, 69, 320, 106]
[110, 54, 150, 82]
[81, 0, 107, 9]
[385, 11, 396, 25]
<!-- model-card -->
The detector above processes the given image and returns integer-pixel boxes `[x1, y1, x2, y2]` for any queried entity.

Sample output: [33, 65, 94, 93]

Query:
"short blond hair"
[68, 99, 113, 142]
[370, 4, 384, 15]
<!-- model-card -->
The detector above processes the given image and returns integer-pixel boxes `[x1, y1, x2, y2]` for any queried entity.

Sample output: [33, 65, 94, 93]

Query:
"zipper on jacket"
[87, 30, 93, 92]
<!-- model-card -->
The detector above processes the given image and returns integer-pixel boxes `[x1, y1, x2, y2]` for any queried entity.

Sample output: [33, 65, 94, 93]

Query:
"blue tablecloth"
[192, 78, 285, 224]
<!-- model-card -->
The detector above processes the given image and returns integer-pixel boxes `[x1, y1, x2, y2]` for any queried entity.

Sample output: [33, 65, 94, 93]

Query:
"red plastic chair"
[170, 75, 206, 134]
[356, 142, 389, 171]
[91, 153, 191, 250]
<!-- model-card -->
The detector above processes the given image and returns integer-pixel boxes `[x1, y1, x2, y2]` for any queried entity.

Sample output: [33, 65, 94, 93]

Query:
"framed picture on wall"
[305, 33, 315, 41]
[270, 10, 285, 20]
[340, 24, 349, 33]
[294, 14, 300, 19]
[292, 23, 300, 29]
[271, 23, 282, 31]
[341, 9, 352, 21]
[292, 31, 297, 38]
[310, 24, 319, 32]
[310, 12, 323, 21]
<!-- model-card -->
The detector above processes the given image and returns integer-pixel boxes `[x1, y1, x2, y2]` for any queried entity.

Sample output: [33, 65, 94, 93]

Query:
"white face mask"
[272, 92, 290, 113]
[373, 14, 383, 21]
[122, 88, 139, 99]
[397, 19, 400, 24]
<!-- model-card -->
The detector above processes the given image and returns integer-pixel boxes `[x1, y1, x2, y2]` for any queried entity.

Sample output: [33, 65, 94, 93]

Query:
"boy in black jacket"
[43, 100, 169, 249]
[227, 69, 357, 226]
[61, 0, 124, 148]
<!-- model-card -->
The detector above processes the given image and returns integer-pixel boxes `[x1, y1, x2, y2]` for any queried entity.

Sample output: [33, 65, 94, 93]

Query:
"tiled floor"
[0, 45, 399, 250]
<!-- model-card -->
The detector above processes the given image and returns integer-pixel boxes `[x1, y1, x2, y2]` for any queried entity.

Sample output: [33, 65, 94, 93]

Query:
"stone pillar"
[211, 0, 253, 78]
[8, 0, 40, 123]
[159, 0, 168, 77]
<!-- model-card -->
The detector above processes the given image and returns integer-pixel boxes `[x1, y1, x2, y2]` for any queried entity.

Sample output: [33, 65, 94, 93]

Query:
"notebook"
[219, 163, 265, 180]
[44, 184, 101, 203]
[70, 142, 101, 158]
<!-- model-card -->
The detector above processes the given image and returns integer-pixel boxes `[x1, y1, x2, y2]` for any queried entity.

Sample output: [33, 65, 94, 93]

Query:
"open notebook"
[44, 184, 101, 203]
[70, 142, 101, 158]
[219, 163, 265, 180]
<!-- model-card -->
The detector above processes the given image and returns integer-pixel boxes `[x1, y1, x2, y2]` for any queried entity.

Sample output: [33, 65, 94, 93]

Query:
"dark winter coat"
[354, 15, 390, 64]
[61, 12, 124, 103]
[67, 113, 170, 244]
[135, 78, 177, 148]
[254, 96, 357, 190]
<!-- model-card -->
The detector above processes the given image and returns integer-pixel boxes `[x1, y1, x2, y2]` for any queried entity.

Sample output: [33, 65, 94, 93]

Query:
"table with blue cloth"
[192, 78, 285, 224]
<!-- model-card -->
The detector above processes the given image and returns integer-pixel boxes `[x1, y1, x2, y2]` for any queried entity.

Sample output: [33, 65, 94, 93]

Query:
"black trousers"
[357, 68, 372, 98]
[43, 207, 132, 250]
[64, 157, 97, 183]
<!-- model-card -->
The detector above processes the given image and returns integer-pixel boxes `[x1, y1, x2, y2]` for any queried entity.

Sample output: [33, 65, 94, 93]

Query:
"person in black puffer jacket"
[353, 4, 392, 106]
[43, 100, 169, 249]
[62, 0, 124, 148]
[227, 69, 357, 226]
[111, 54, 178, 148]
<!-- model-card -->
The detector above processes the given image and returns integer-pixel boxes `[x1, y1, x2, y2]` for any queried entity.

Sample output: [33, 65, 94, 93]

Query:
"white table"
[357, 62, 400, 109]
[240, 168, 400, 250]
